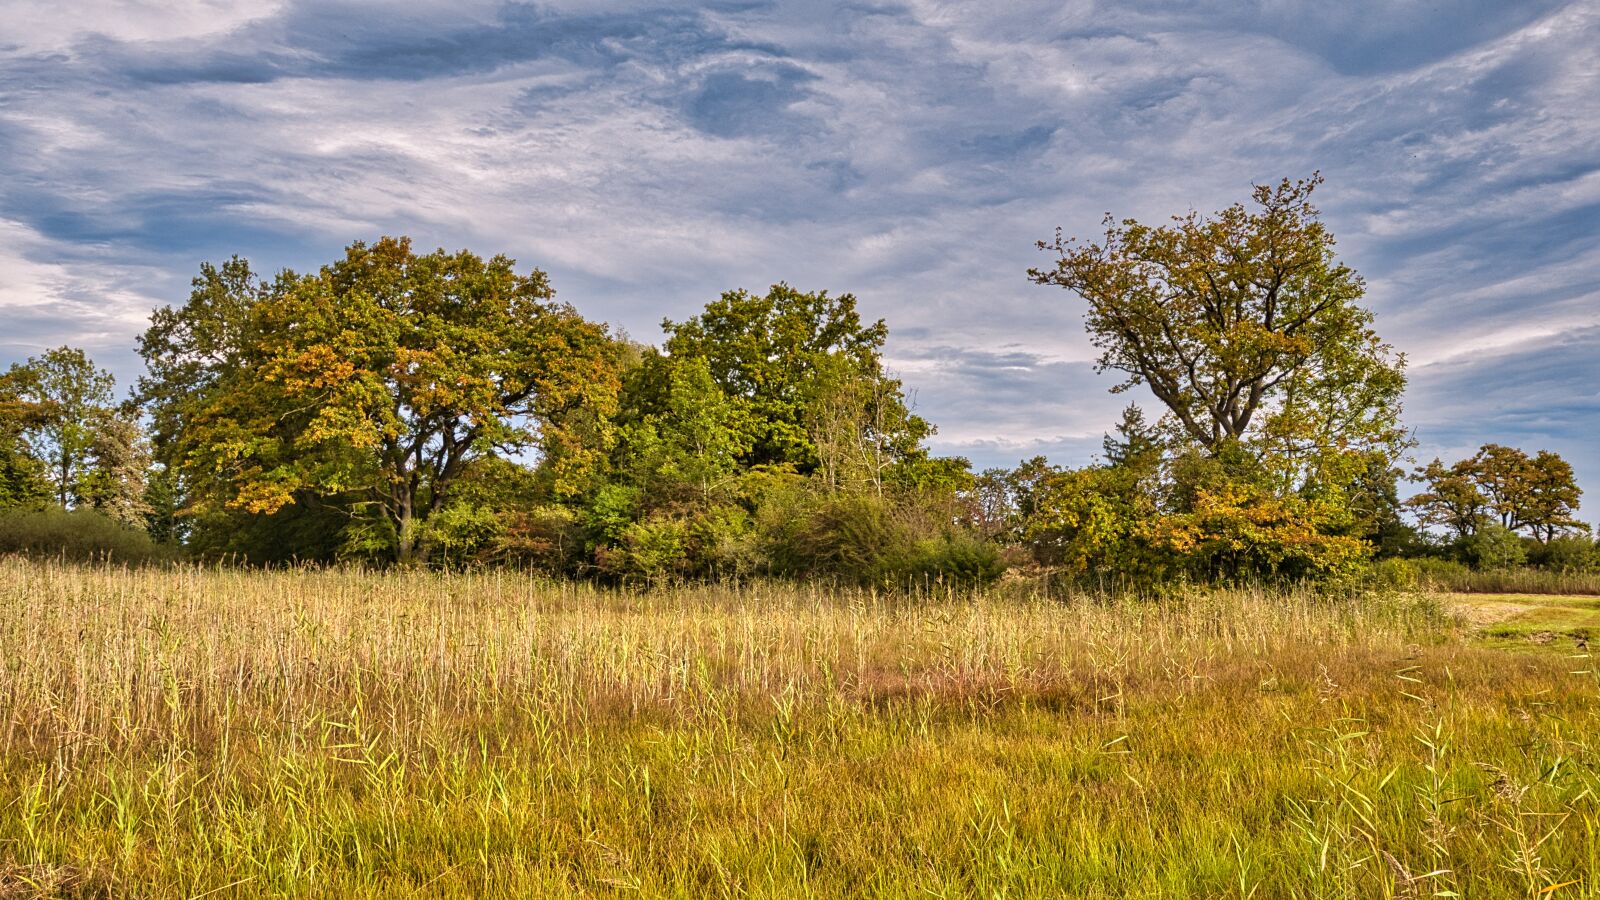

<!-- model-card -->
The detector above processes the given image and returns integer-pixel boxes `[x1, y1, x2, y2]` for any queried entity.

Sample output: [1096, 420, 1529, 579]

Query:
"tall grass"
[1, 559, 1597, 896]
[1430, 567, 1600, 596]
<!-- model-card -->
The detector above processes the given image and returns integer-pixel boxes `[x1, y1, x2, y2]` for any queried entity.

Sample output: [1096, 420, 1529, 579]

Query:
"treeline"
[0, 175, 1591, 586]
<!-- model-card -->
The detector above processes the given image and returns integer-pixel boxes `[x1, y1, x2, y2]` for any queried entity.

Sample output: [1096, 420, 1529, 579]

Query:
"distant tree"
[140, 237, 622, 565]
[806, 352, 932, 496]
[76, 406, 152, 526]
[1514, 449, 1584, 542]
[1408, 445, 1583, 545]
[1341, 452, 1418, 557]
[962, 467, 1016, 542]
[1471, 444, 1533, 531]
[1029, 174, 1406, 480]
[4, 347, 115, 507]
[2, 347, 148, 521]
[0, 376, 50, 508]
[1407, 457, 1487, 541]
[1101, 404, 1160, 467]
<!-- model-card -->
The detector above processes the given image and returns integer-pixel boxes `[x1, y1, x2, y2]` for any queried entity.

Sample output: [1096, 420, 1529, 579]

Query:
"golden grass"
[2, 559, 1598, 897]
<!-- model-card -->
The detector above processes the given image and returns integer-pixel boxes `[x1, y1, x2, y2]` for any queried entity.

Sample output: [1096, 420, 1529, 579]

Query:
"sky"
[1, 0, 1597, 500]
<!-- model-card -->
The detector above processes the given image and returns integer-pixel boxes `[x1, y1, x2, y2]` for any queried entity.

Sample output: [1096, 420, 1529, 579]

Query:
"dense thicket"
[0, 177, 1591, 586]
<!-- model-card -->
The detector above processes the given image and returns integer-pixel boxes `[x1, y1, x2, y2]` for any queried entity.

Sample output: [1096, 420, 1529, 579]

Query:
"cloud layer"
[2, 0, 1596, 496]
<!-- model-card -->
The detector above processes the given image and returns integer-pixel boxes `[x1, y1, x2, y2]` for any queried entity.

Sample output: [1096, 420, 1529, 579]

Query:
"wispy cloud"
[1, 0, 1596, 500]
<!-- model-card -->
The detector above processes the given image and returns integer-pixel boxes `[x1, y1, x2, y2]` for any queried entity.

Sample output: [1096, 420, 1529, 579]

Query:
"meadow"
[2, 559, 1598, 898]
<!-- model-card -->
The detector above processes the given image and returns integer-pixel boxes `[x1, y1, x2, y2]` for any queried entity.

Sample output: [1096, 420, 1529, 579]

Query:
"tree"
[1471, 444, 1532, 531]
[806, 352, 932, 496]
[1407, 445, 1584, 545]
[0, 376, 49, 508]
[76, 406, 152, 526]
[611, 353, 753, 507]
[1407, 457, 1487, 541]
[661, 284, 924, 472]
[1101, 403, 1163, 483]
[138, 257, 272, 459]
[1520, 450, 1585, 542]
[1029, 174, 1406, 476]
[141, 237, 622, 564]
[4, 347, 116, 507]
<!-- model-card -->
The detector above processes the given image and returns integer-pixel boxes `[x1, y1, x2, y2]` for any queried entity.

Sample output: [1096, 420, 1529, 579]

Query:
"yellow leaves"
[228, 478, 296, 515]
[270, 344, 357, 392]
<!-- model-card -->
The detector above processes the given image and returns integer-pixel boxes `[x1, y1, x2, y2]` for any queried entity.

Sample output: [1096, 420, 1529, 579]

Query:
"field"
[2, 561, 1599, 897]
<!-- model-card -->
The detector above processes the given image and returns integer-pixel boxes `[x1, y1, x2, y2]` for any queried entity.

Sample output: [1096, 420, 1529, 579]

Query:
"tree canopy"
[1408, 444, 1585, 544]
[1029, 174, 1407, 483]
[139, 237, 621, 564]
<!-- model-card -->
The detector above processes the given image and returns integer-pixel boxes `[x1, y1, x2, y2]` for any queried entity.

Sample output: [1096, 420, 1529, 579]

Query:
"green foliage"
[182, 499, 360, 564]
[0, 384, 49, 510]
[1526, 535, 1598, 574]
[0, 507, 165, 563]
[1157, 480, 1370, 583]
[1459, 524, 1526, 571]
[3, 347, 115, 507]
[610, 353, 752, 506]
[661, 283, 923, 474]
[1030, 174, 1408, 485]
[685, 504, 763, 579]
[596, 517, 691, 582]
[2, 348, 148, 523]
[139, 237, 622, 564]
[763, 491, 1003, 590]
[0, 221, 1570, 591]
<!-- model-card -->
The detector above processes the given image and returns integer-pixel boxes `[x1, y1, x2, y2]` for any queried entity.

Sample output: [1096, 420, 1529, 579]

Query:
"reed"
[1, 559, 1595, 897]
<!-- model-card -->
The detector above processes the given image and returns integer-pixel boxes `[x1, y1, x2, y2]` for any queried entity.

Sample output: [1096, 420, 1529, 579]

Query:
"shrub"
[597, 517, 691, 583]
[764, 492, 1006, 590]
[494, 505, 584, 574]
[900, 537, 1006, 591]
[1458, 524, 1525, 570]
[685, 505, 763, 579]
[0, 506, 165, 563]
[423, 502, 505, 568]
[1526, 534, 1598, 574]
[769, 494, 900, 584]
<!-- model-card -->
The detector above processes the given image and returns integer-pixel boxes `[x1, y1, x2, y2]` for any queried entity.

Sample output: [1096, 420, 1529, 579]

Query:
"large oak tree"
[140, 237, 621, 564]
[1029, 175, 1406, 482]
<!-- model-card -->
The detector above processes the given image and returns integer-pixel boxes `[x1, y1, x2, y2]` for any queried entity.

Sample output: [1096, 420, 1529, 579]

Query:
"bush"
[494, 505, 584, 574]
[685, 505, 763, 579]
[0, 506, 165, 563]
[765, 492, 1005, 590]
[1458, 525, 1525, 571]
[899, 537, 1006, 591]
[596, 517, 691, 582]
[1527, 535, 1598, 574]
[768, 493, 900, 584]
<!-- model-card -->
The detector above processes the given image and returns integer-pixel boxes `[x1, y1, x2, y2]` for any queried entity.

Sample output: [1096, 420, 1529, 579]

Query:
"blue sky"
[1, 0, 1597, 502]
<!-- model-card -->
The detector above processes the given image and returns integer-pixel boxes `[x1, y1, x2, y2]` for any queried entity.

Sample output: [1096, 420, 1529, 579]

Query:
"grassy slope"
[1, 562, 1598, 898]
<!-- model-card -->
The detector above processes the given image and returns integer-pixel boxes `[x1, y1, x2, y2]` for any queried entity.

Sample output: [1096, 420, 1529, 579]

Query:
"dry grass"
[1, 559, 1598, 897]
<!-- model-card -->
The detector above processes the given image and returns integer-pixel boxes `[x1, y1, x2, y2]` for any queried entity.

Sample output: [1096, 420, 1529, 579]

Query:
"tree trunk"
[394, 492, 417, 567]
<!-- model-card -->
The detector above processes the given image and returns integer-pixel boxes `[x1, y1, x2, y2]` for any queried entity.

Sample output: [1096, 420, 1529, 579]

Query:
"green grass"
[1446, 591, 1600, 651]
[3, 560, 1600, 897]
